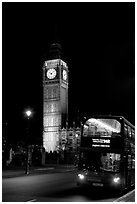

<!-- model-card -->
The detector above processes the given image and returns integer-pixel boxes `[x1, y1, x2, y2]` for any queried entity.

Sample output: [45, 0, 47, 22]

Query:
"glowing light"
[75, 134, 78, 138]
[25, 110, 32, 117]
[78, 174, 85, 180]
[113, 177, 120, 183]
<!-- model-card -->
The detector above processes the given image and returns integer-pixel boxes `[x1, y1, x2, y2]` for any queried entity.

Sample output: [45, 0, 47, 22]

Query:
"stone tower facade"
[42, 44, 69, 152]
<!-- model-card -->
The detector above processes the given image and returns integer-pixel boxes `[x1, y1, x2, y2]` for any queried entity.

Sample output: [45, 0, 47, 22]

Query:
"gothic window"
[44, 87, 59, 99]
[51, 117, 53, 126]
[51, 88, 53, 98]
[53, 117, 58, 126]
[49, 104, 51, 112]
[53, 88, 57, 98]
[61, 87, 66, 103]
[54, 103, 56, 111]
[53, 118, 56, 126]
[44, 88, 47, 99]
[51, 103, 54, 112]
[48, 89, 51, 98]
[47, 104, 50, 112]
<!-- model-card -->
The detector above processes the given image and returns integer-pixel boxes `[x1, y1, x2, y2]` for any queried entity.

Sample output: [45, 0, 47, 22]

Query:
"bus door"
[123, 155, 131, 188]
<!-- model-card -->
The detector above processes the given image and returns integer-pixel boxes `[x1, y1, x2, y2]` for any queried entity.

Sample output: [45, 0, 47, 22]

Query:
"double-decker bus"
[76, 116, 135, 190]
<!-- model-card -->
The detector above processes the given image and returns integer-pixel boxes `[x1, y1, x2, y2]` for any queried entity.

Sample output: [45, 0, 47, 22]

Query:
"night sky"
[2, 2, 135, 145]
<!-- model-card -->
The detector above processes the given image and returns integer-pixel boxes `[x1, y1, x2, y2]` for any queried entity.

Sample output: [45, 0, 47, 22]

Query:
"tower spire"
[48, 22, 62, 60]
[53, 23, 60, 44]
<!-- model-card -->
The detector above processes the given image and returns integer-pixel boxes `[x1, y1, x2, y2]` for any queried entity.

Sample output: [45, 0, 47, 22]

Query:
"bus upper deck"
[76, 115, 135, 190]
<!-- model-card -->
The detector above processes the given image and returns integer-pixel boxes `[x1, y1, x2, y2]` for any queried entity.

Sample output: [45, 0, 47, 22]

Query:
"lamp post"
[75, 133, 79, 155]
[25, 109, 32, 175]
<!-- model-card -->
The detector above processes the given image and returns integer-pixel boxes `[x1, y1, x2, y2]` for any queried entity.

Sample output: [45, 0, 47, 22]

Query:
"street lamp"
[26, 110, 32, 117]
[25, 109, 32, 175]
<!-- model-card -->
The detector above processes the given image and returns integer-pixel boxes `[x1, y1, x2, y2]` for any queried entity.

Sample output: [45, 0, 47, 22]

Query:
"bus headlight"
[78, 174, 85, 180]
[113, 177, 120, 183]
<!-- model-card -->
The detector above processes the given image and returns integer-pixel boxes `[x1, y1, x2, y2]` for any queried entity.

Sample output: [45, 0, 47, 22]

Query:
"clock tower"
[43, 43, 69, 152]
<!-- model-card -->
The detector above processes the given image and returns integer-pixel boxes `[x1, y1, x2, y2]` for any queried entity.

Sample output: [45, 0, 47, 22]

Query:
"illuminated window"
[124, 123, 128, 136]
[128, 126, 132, 138]
[83, 118, 121, 137]
[131, 155, 135, 169]
[132, 130, 135, 141]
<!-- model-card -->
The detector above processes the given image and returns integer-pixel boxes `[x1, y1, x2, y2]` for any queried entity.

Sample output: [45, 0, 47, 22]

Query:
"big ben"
[43, 43, 68, 152]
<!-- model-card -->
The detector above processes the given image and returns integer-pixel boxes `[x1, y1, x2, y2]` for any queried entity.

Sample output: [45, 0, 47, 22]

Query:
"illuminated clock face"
[63, 70, 67, 80]
[47, 68, 57, 79]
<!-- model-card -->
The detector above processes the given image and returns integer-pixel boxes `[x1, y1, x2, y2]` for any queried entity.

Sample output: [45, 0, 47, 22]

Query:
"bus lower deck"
[76, 116, 135, 190]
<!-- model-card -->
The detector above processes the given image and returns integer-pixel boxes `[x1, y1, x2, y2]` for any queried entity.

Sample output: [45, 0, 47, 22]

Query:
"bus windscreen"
[83, 118, 121, 137]
[79, 151, 121, 172]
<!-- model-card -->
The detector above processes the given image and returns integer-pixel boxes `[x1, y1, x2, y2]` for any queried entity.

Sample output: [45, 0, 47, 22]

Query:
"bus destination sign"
[81, 136, 122, 151]
[92, 138, 110, 148]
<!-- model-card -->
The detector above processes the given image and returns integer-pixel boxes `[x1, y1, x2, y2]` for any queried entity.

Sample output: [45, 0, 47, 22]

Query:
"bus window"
[78, 152, 120, 172]
[101, 153, 121, 172]
[131, 155, 135, 169]
[132, 130, 135, 141]
[124, 123, 128, 137]
[128, 155, 132, 170]
[127, 126, 132, 139]
[83, 124, 88, 137]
